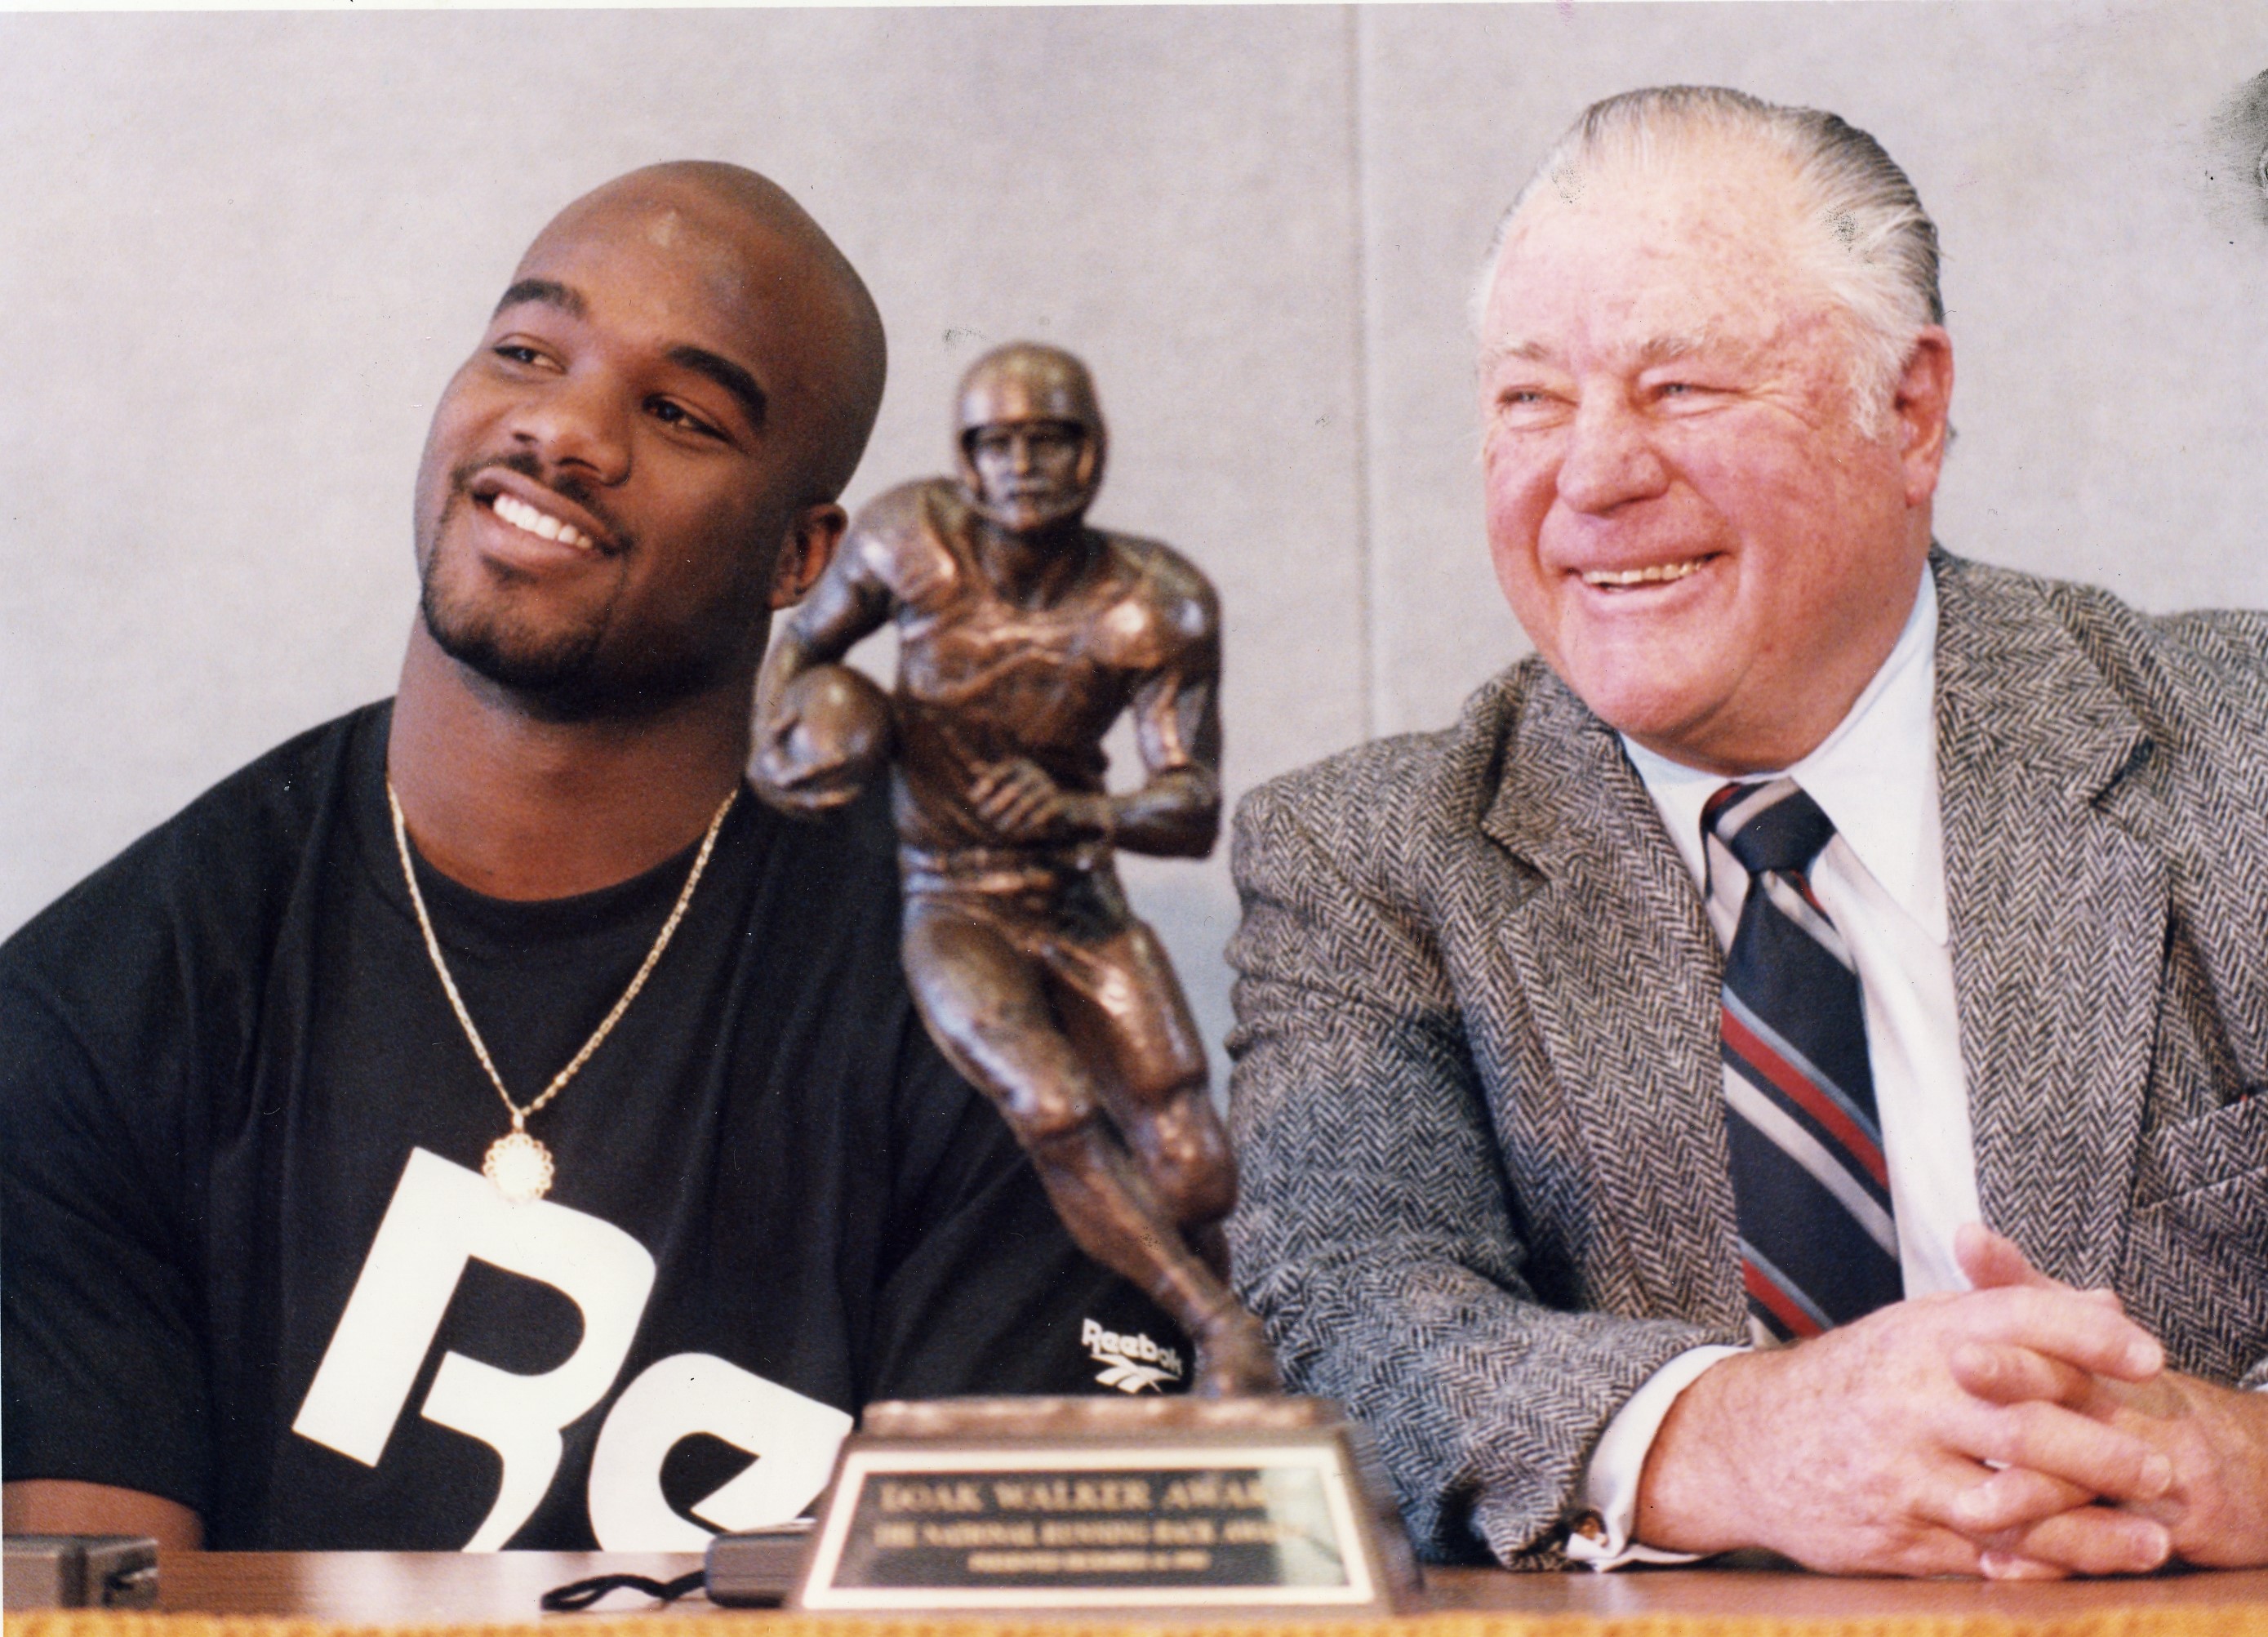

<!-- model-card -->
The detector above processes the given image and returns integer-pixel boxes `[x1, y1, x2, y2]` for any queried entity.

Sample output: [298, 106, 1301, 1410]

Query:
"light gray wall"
[6, 4, 2266, 1084]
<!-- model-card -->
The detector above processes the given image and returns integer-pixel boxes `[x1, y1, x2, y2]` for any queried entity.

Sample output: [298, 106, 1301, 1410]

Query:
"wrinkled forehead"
[1480, 143, 1827, 349]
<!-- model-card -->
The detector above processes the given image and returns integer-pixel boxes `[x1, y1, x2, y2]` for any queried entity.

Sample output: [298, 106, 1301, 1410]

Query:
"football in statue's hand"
[753, 664, 894, 814]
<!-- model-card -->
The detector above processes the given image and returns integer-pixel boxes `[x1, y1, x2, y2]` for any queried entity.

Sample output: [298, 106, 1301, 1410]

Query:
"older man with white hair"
[1228, 87, 2268, 1580]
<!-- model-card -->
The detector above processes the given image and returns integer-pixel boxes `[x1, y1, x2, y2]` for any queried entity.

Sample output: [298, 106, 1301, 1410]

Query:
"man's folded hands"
[1945, 1225, 2268, 1576]
[1633, 1224, 2264, 1577]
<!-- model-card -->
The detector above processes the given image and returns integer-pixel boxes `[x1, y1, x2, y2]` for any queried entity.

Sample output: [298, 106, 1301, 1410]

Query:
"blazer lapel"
[1479, 674, 1745, 1327]
[1933, 554, 2164, 1288]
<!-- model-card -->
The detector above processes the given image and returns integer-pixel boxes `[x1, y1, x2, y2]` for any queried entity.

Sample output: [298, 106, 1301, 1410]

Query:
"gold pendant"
[483, 1129, 554, 1204]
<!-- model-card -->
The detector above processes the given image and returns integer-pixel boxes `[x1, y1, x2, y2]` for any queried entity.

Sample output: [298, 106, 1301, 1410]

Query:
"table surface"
[145, 1552, 2268, 1623]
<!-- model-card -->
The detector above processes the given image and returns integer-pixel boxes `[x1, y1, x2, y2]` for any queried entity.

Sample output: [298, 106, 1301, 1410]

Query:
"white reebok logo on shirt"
[291, 1148, 850, 1551]
[1081, 1316, 1184, 1394]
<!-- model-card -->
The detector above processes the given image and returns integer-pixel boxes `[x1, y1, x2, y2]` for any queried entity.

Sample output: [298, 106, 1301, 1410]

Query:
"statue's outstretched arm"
[1111, 579, 1222, 859]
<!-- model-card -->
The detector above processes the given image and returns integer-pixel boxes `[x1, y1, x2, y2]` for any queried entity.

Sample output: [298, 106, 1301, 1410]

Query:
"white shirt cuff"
[1566, 1344, 1746, 1570]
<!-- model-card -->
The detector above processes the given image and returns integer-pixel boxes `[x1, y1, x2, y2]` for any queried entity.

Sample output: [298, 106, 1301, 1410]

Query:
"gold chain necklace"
[386, 781, 737, 1204]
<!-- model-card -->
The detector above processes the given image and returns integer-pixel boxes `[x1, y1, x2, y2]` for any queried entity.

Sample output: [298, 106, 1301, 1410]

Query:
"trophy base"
[785, 1395, 1421, 1614]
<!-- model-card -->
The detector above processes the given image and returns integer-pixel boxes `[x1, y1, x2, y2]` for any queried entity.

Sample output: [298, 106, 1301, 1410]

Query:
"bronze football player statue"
[754, 343, 1277, 1397]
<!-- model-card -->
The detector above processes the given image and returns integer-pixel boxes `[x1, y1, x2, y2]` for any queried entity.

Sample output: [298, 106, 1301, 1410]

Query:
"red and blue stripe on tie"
[1706, 779, 1902, 1341]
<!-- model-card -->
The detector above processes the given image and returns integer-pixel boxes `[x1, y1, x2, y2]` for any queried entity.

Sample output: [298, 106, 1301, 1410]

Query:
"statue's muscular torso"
[839, 480, 1215, 862]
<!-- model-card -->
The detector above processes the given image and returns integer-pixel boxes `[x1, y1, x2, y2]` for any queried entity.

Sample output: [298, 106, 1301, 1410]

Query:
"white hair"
[1472, 87, 1944, 423]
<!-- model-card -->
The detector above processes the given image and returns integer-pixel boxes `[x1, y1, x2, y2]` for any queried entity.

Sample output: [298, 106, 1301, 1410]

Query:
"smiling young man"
[1, 164, 1186, 1554]
[1228, 88, 2268, 1579]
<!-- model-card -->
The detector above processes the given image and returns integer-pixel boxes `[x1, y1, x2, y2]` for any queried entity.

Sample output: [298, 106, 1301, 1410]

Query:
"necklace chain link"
[387, 781, 736, 1197]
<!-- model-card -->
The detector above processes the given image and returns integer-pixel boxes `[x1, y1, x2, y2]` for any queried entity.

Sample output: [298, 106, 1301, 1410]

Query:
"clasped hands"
[1634, 1224, 2268, 1577]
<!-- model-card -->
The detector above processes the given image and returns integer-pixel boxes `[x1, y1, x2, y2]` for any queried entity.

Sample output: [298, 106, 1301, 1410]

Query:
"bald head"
[525, 161, 887, 501]
[411, 162, 890, 721]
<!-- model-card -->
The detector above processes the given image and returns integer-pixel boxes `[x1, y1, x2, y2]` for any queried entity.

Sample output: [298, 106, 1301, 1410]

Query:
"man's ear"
[770, 503, 847, 609]
[1894, 326, 1954, 509]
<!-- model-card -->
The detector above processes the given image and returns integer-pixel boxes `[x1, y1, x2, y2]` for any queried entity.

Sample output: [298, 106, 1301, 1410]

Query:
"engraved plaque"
[789, 1397, 1419, 1613]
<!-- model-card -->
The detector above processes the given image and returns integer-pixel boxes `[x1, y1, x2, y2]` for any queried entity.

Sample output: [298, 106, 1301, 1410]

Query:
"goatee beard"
[418, 454, 625, 718]
[417, 458, 745, 723]
[418, 561, 612, 706]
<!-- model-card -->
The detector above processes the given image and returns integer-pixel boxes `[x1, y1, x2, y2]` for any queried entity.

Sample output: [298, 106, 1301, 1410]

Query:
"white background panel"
[5, 3, 2264, 1083]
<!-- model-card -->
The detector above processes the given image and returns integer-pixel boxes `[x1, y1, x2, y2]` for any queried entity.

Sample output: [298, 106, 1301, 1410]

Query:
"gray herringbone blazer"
[1225, 551, 2268, 1568]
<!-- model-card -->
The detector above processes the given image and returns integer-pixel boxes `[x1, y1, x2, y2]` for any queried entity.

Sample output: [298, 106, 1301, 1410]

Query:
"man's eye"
[649, 398, 722, 438]
[493, 344, 547, 367]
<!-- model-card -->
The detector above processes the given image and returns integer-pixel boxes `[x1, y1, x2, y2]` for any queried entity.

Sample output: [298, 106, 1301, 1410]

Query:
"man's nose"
[1554, 391, 1669, 514]
[1008, 433, 1038, 476]
[508, 371, 631, 486]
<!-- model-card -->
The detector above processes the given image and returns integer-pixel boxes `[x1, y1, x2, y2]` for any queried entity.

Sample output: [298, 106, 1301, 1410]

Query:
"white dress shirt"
[1568, 573, 1986, 1567]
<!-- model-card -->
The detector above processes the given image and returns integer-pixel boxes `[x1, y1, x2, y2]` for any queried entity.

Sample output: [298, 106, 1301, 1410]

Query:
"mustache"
[451, 451, 634, 554]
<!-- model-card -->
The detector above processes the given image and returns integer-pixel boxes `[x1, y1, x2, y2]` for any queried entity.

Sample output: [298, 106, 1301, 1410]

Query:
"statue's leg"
[1039, 919, 1279, 1398]
[902, 896, 1275, 1396]
[1051, 919, 1234, 1258]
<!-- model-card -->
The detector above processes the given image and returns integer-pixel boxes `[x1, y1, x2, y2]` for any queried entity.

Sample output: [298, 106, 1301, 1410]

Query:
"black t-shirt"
[2, 704, 1188, 1550]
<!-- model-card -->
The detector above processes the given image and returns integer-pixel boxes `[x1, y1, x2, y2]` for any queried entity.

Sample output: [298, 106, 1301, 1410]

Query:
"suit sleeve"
[1225, 778, 1718, 1568]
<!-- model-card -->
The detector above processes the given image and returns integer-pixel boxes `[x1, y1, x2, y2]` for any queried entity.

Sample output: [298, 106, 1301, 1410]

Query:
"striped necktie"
[1705, 778, 1902, 1342]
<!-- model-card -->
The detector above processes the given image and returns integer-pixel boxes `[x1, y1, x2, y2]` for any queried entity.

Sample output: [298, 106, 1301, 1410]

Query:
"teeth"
[1582, 558, 1705, 588]
[491, 492, 592, 549]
